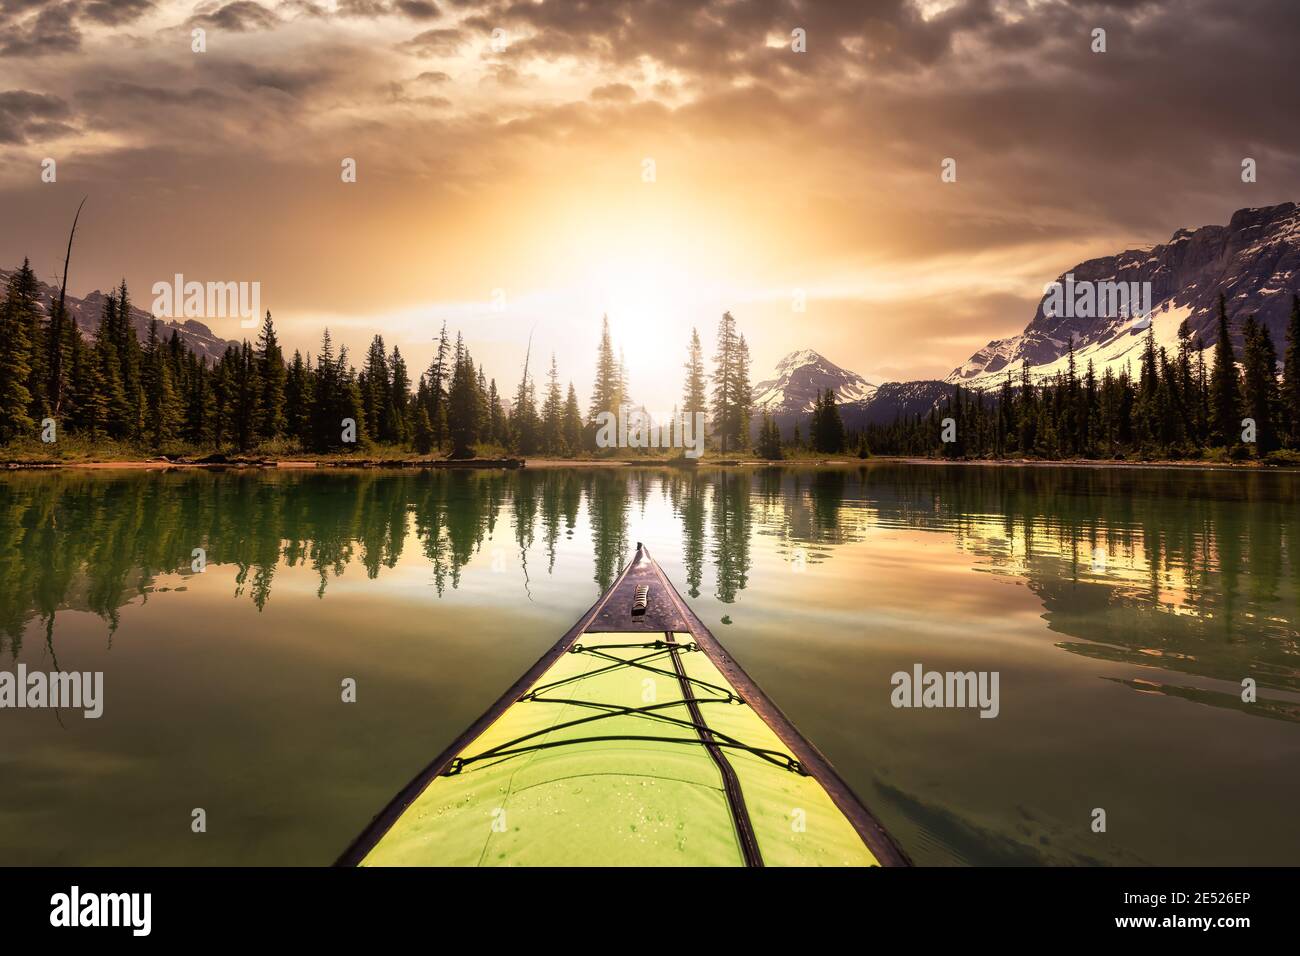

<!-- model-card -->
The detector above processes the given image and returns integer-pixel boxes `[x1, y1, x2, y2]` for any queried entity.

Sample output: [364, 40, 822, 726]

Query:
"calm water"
[1, 463, 1298, 866]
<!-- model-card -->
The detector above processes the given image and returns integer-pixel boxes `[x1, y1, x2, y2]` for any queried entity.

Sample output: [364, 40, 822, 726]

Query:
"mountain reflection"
[1, 464, 1296, 699]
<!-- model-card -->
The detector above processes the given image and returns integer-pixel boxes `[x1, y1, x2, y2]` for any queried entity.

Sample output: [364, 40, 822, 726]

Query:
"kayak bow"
[339, 543, 908, 867]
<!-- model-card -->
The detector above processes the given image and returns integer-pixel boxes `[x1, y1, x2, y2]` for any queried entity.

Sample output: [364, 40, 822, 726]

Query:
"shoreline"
[3, 454, 1297, 473]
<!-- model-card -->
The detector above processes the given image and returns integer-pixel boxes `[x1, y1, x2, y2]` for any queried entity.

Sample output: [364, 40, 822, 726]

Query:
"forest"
[859, 295, 1300, 465]
[2, 253, 1299, 465]
[0, 260, 755, 461]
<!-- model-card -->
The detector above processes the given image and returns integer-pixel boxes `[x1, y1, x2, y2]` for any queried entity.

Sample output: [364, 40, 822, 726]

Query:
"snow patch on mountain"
[752, 349, 877, 414]
[946, 202, 1300, 391]
[0, 266, 238, 363]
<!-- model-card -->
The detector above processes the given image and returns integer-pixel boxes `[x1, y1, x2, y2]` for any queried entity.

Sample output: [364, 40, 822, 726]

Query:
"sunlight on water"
[0, 463, 1297, 865]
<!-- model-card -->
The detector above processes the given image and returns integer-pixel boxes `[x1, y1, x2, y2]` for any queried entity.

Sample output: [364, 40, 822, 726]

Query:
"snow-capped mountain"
[839, 380, 957, 429]
[947, 202, 1300, 391]
[752, 349, 877, 415]
[0, 266, 238, 363]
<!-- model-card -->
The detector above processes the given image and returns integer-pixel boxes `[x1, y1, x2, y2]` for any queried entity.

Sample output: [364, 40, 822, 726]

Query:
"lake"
[1, 463, 1297, 865]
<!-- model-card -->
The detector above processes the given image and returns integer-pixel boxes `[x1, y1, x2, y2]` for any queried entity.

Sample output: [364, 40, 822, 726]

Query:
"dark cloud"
[590, 83, 635, 103]
[336, 0, 389, 15]
[188, 1, 280, 32]
[395, 0, 438, 19]
[0, 1, 81, 56]
[0, 90, 74, 145]
[277, 0, 330, 19]
[80, 0, 154, 26]
[2, 0, 1299, 387]
[400, 26, 463, 56]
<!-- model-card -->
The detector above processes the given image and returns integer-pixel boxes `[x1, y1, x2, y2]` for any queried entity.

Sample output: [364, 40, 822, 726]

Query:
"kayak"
[338, 543, 909, 867]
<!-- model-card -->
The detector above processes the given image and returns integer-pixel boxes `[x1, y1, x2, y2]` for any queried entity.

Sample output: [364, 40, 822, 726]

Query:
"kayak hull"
[339, 546, 908, 867]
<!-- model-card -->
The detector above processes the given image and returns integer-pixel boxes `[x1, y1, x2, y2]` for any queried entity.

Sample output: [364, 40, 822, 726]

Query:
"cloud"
[79, 0, 154, 26]
[0, 1, 81, 56]
[187, 1, 280, 32]
[0, 90, 74, 144]
[395, 0, 438, 20]
[400, 26, 463, 56]
[1, 0, 1299, 400]
[590, 83, 635, 103]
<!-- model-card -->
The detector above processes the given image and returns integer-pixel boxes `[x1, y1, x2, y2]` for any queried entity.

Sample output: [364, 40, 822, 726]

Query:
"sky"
[2, 0, 1299, 413]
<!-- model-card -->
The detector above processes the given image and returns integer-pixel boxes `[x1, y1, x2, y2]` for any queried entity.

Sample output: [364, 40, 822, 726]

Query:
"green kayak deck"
[339, 545, 907, 867]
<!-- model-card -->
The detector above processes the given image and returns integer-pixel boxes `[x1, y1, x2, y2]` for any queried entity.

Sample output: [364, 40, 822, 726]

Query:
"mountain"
[947, 202, 1300, 391]
[753, 349, 876, 415]
[0, 267, 238, 363]
[839, 380, 956, 430]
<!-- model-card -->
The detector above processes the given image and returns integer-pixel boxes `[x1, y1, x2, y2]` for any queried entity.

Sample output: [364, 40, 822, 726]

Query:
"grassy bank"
[4, 435, 1299, 471]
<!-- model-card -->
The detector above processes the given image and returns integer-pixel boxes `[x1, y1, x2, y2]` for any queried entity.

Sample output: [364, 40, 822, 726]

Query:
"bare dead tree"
[47, 197, 87, 416]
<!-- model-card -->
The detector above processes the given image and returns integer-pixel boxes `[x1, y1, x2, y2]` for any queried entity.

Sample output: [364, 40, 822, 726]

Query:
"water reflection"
[1, 464, 1297, 701]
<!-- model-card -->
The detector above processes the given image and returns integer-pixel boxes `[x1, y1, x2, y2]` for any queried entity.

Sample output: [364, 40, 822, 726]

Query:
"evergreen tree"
[285, 350, 311, 442]
[1283, 294, 1300, 448]
[361, 334, 390, 443]
[588, 315, 620, 436]
[142, 319, 181, 448]
[447, 334, 480, 458]
[487, 378, 508, 446]
[0, 264, 37, 442]
[683, 326, 707, 427]
[412, 406, 434, 454]
[425, 322, 450, 448]
[710, 311, 741, 452]
[562, 383, 583, 456]
[541, 353, 564, 454]
[1241, 315, 1281, 454]
[1209, 294, 1242, 447]
[389, 346, 411, 444]
[308, 330, 340, 451]
[184, 353, 210, 444]
[510, 342, 539, 455]
[256, 311, 286, 441]
[92, 290, 129, 437]
[756, 412, 782, 459]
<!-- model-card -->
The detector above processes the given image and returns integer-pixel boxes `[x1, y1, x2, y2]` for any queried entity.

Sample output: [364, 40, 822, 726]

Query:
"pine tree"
[541, 353, 564, 454]
[735, 333, 753, 449]
[683, 326, 707, 425]
[563, 382, 583, 456]
[1241, 315, 1280, 454]
[1209, 294, 1242, 447]
[256, 311, 286, 441]
[756, 412, 782, 459]
[184, 353, 210, 444]
[361, 334, 390, 443]
[93, 290, 129, 437]
[142, 319, 181, 448]
[1283, 294, 1300, 448]
[710, 311, 740, 452]
[389, 346, 411, 444]
[510, 341, 539, 455]
[308, 330, 339, 452]
[447, 334, 480, 458]
[285, 350, 311, 443]
[487, 378, 508, 446]
[412, 406, 434, 454]
[112, 280, 143, 439]
[425, 322, 450, 448]
[0, 265, 36, 442]
[588, 315, 620, 433]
